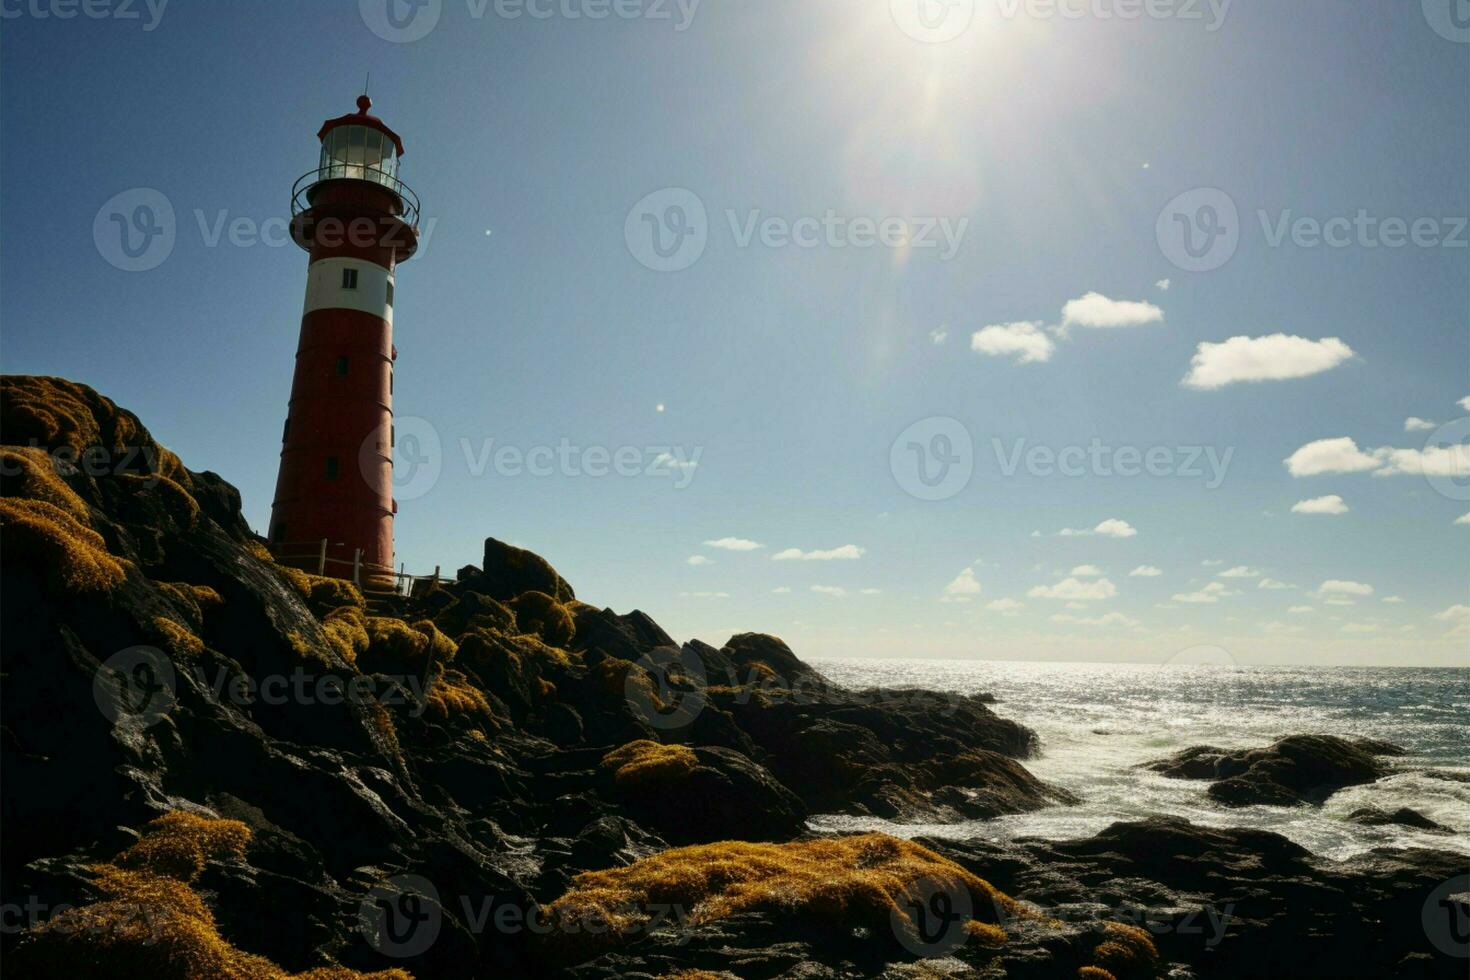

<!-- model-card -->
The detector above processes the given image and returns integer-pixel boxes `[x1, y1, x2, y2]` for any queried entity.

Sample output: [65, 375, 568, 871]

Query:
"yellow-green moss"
[509, 590, 576, 647]
[112, 812, 251, 879]
[274, 566, 365, 613]
[0, 497, 127, 592]
[542, 834, 1023, 963]
[1088, 922, 1158, 980]
[322, 606, 370, 665]
[1078, 969, 1118, 980]
[423, 668, 496, 726]
[600, 740, 698, 787]
[11, 810, 408, 979]
[151, 617, 205, 658]
[158, 582, 222, 630]
[0, 446, 91, 520]
[1, 377, 198, 506]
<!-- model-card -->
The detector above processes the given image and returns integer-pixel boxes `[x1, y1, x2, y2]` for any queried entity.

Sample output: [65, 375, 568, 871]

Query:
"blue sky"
[2, 1, 1467, 665]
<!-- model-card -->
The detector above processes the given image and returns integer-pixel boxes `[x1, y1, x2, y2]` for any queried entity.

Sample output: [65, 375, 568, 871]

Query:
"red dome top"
[317, 95, 406, 157]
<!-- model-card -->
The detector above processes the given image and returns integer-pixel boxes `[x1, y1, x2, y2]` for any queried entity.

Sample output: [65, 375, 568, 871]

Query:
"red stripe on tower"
[269, 95, 421, 585]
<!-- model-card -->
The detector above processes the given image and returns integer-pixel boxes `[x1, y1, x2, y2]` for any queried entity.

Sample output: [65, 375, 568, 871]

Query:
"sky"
[2, 0, 1468, 666]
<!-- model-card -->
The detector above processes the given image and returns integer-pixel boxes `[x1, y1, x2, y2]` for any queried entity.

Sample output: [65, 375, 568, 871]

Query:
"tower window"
[325, 456, 340, 480]
[385, 280, 394, 307]
[335, 355, 349, 377]
[342, 267, 359, 290]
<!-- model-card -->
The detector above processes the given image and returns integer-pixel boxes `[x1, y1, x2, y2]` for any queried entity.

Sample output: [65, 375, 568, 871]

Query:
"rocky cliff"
[0, 376, 1463, 979]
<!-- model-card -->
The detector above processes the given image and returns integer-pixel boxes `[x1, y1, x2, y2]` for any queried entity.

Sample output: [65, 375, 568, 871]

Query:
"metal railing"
[270, 539, 453, 597]
[290, 166, 421, 229]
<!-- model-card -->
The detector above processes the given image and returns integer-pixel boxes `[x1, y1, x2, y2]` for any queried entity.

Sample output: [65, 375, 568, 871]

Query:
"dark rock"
[1144, 735, 1400, 807]
[605, 746, 807, 845]
[1347, 806, 1452, 832]
[471, 537, 576, 602]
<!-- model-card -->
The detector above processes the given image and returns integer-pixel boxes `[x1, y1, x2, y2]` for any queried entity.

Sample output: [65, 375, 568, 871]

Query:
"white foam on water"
[807, 659, 1470, 860]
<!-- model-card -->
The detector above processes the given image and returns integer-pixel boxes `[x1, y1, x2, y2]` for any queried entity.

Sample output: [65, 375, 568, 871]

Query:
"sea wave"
[808, 658, 1470, 860]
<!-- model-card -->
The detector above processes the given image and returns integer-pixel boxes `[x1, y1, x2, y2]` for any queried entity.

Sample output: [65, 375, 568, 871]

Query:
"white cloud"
[653, 452, 698, 471]
[1370, 444, 1470, 478]
[1434, 604, 1470, 637]
[681, 591, 729, 599]
[1028, 577, 1119, 601]
[1130, 565, 1163, 577]
[930, 327, 949, 345]
[771, 586, 792, 594]
[1316, 580, 1374, 598]
[1172, 582, 1239, 604]
[1061, 292, 1165, 329]
[1070, 565, 1104, 577]
[860, 588, 882, 595]
[1405, 417, 1436, 432]
[704, 537, 763, 551]
[811, 585, 847, 598]
[1288, 606, 1315, 614]
[971, 321, 1056, 365]
[1284, 438, 1470, 480]
[1052, 612, 1140, 628]
[686, 555, 714, 566]
[1218, 566, 1259, 579]
[942, 568, 983, 600]
[986, 598, 1023, 615]
[1460, 396, 1470, 412]
[1202, 559, 1225, 567]
[1456, 513, 1470, 526]
[1284, 437, 1382, 476]
[1182, 334, 1354, 390]
[1059, 518, 1138, 539]
[1155, 279, 1171, 292]
[1291, 495, 1349, 516]
[1258, 578, 1296, 590]
[773, 545, 866, 561]
[1382, 596, 1405, 604]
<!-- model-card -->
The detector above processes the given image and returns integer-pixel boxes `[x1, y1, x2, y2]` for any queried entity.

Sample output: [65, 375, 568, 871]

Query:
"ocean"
[807, 659, 1470, 861]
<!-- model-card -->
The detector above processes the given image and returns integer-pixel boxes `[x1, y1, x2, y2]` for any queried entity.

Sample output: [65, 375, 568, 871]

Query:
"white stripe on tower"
[302, 256, 395, 324]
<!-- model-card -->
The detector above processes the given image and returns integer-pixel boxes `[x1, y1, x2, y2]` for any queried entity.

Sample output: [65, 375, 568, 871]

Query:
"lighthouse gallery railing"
[291, 165, 421, 229]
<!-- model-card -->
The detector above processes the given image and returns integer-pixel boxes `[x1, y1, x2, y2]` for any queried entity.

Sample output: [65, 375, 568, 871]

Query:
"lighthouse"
[268, 95, 420, 585]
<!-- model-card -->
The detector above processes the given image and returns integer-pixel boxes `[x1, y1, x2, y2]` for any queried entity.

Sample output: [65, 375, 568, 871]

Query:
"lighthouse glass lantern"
[268, 95, 421, 588]
[318, 123, 399, 186]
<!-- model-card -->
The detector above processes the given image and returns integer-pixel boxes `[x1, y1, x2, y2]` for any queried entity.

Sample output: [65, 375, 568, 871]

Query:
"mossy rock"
[509, 590, 576, 647]
[433, 590, 515, 639]
[471, 537, 575, 602]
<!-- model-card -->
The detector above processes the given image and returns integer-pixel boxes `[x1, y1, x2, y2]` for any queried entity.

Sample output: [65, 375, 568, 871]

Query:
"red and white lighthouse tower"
[268, 95, 420, 583]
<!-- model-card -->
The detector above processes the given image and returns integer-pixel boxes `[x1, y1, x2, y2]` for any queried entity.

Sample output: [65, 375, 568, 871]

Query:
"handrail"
[291, 166, 421, 229]
[267, 538, 452, 596]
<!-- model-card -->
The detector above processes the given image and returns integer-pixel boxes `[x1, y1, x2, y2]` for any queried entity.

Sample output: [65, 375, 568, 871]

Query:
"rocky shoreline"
[1, 376, 1465, 979]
